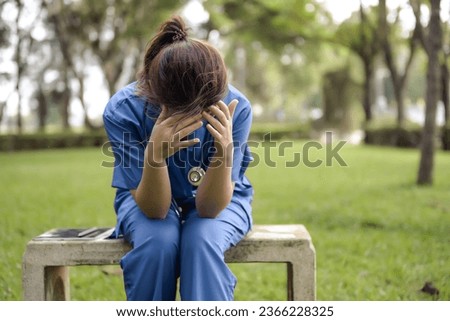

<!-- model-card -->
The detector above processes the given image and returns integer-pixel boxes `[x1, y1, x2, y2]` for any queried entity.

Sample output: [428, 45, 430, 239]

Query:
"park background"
[0, 0, 449, 300]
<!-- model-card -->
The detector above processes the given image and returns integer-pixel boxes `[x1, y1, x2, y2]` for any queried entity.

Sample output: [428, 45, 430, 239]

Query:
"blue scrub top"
[103, 82, 254, 219]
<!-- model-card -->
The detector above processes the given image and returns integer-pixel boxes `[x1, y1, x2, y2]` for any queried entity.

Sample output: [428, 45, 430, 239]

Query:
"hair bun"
[161, 16, 188, 42]
[141, 16, 189, 68]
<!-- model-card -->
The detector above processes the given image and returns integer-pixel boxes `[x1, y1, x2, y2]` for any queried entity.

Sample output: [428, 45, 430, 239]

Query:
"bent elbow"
[196, 199, 230, 219]
[130, 191, 170, 220]
[137, 199, 170, 220]
[142, 208, 169, 220]
[197, 206, 221, 218]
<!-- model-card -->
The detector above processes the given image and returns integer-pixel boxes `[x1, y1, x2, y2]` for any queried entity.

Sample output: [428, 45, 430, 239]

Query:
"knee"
[139, 230, 179, 256]
[181, 221, 225, 257]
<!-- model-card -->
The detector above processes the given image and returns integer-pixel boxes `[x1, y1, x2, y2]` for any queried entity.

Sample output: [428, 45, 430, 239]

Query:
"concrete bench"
[22, 224, 315, 301]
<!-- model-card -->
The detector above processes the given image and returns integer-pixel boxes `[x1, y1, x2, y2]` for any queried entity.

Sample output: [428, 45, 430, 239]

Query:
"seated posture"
[103, 15, 253, 300]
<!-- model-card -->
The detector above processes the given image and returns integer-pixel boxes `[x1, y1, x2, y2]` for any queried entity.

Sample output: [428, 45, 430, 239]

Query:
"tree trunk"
[14, 0, 24, 134]
[322, 67, 354, 132]
[0, 102, 5, 126]
[417, 0, 442, 185]
[61, 66, 71, 130]
[362, 60, 374, 124]
[379, 0, 418, 129]
[393, 81, 405, 127]
[442, 60, 450, 151]
[37, 88, 47, 131]
[76, 73, 97, 130]
[442, 62, 449, 125]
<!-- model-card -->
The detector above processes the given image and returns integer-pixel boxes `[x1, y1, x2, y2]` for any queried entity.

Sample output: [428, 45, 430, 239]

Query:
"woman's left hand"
[202, 99, 238, 162]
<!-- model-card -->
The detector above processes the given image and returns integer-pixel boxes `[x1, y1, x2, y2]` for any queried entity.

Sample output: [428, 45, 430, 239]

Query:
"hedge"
[364, 125, 423, 148]
[0, 131, 108, 151]
[365, 124, 450, 150]
[1, 123, 312, 151]
[443, 125, 450, 151]
[248, 122, 311, 141]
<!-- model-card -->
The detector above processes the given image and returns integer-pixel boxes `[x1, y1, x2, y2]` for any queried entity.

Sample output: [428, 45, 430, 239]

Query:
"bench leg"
[23, 263, 70, 300]
[45, 266, 70, 300]
[291, 247, 316, 301]
[287, 263, 294, 300]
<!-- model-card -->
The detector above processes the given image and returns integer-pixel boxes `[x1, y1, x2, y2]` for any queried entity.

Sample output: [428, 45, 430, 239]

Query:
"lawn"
[0, 141, 449, 300]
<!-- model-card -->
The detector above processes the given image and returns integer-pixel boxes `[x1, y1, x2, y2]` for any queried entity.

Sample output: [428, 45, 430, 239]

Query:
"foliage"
[0, 123, 314, 151]
[205, 0, 326, 52]
[0, 131, 107, 151]
[333, 4, 379, 124]
[442, 124, 450, 151]
[46, 0, 181, 94]
[1, 0, 183, 131]
[1, 144, 449, 300]
[364, 122, 424, 148]
[249, 122, 311, 140]
[203, 0, 331, 121]
[321, 66, 361, 132]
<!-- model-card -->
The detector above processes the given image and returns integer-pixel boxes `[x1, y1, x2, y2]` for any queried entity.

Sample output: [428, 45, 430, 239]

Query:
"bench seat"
[22, 224, 315, 300]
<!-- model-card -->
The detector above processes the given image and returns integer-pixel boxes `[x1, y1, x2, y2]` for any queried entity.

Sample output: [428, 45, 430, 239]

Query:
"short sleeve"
[103, 101, 146, 190]
[230, 98, 253, 182]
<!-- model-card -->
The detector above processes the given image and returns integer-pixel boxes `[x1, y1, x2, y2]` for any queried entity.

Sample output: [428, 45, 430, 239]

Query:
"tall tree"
[42, 0, 181, 130]
[57, 0, 181, 97]
[379, 0, 420, 128]
[441, 19, 449, 129]
[413, 0, 443, 185]
[0, 0, 11, 126]
[13, 0, 24, 133]
[204, 0, 327, 118]
[11, 0, 43, 133]
[334, 3, 379, 125]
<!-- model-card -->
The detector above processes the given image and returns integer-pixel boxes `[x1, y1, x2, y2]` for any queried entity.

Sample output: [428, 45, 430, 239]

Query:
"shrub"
[1, 123, 313, 152]
[364, 123, 423, 148]
[0, 131, 108, 152]
[442, 125, 450, 151]
[249, 122, 311, 141]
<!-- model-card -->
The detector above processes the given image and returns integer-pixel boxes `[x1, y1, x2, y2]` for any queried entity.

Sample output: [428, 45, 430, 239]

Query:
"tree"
[378, 0, 420, 129]
[13, 0, 24, 133]
[441, 18, 449, 129]
[0, 0, 11, 126]
[42, 0, 181, 130]
[413, 0, 443, 185]
[334, 3, 379, 126]
[203, 0, 328, 119]
[322, 66, 358, 132]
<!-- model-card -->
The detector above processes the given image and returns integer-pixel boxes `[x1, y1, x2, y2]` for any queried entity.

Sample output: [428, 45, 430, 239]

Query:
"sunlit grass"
[0, 142, 449, 300]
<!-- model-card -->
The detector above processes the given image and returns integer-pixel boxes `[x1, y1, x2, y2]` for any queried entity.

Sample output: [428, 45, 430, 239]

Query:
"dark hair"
[136, 16, 228, 119]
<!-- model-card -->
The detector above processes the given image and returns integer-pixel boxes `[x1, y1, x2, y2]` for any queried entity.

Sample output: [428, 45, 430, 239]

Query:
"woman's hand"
[202, 99, 238, 163]
[147, 106, 203, 165]
[195, 100, 238, 218]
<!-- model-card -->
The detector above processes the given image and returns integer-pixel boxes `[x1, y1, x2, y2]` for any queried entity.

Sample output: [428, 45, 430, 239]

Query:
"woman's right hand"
[146, 106, 203, 166]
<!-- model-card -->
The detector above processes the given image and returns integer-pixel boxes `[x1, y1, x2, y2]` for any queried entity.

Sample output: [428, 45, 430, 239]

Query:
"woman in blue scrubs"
[103, 16, 253, 301]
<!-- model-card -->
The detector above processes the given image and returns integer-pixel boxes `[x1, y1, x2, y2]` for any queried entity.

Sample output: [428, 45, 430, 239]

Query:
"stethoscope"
[187, 167, 205, 186]
[172, 166, 205, 219]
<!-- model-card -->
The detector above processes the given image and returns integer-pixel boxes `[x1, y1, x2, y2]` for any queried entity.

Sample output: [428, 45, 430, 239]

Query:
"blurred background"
[0, 0, 449, 301]
[0, 0, 449, 143]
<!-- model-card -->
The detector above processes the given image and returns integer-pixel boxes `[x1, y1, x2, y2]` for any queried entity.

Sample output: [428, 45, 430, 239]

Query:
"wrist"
[213, 143, 233, 161]
[145, 146, 166, 168]
[209, 152, 233, 168]
[146, 158, 166, 168]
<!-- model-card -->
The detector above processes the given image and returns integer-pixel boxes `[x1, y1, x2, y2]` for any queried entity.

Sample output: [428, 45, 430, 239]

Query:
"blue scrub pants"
[117, 197, 251, 301]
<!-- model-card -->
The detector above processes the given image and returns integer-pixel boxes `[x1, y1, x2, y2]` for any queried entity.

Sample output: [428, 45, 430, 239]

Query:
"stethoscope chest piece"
[188, 167, 205, 186]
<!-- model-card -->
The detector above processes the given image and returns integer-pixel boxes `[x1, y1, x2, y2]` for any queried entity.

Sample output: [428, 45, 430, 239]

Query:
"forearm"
[195, 156, 234, 218]
[132, 152, 172, 219]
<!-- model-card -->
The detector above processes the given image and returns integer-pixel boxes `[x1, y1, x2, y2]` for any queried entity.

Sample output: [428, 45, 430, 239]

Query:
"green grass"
[0, 142, 449, 300]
